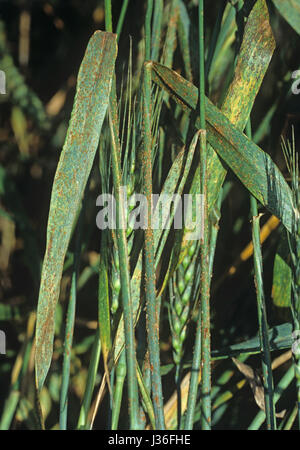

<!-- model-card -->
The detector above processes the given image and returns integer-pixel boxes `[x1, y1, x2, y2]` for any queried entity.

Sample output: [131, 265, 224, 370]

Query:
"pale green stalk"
[246, 120, 276, 430]
[105, 1, 140, 429]
[116, 0, 130, 41]
[185, 0, 211, 430]
[111, 350, 126, 430]
[77, 329, 101, 429]
[142, 0, 165, 430]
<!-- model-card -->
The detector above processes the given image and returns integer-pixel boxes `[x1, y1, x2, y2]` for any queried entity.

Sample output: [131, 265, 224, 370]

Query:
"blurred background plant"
[0, 0, 300, 430]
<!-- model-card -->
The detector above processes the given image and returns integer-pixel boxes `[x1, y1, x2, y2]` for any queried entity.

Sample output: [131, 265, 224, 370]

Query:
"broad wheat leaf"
[155, 0, 276, 212]
[151, 62, 295, 234]
[35, 31, 117, 391]
[155, 0, 277, 274]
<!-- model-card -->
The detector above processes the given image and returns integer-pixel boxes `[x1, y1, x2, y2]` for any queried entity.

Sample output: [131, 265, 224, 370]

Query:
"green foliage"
[35, 31, 117, 392]
[272, 0, 300, 36]
[1, 0, 300, 431]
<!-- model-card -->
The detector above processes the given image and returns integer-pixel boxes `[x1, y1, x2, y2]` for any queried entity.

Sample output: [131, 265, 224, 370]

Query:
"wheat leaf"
[151, 62, 295, 234]
[35, 31, 117, 391]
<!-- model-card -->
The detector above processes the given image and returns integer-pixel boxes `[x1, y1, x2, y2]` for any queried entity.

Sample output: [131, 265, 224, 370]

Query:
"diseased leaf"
[157, 0, 276, 212]
[161, 0, 179, 68]
[152, 0, 277, 274]
[151, 0, 163, 62]
[151, 62, 295, 234]
[220, 0, 275, 128]
[35, 31, 117, 391]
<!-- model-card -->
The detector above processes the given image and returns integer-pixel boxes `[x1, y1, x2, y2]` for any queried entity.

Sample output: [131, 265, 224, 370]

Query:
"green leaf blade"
[35, 31, 117, 391]
[151, 62, 295, 234]
[212, 323, 293, 359]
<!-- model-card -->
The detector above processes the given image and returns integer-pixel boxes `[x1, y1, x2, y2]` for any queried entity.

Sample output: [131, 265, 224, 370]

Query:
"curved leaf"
[151, 62, 295, 234]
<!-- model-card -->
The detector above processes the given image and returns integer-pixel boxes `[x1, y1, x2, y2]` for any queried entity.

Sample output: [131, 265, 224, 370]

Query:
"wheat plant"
[0, 0, 300, 431]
